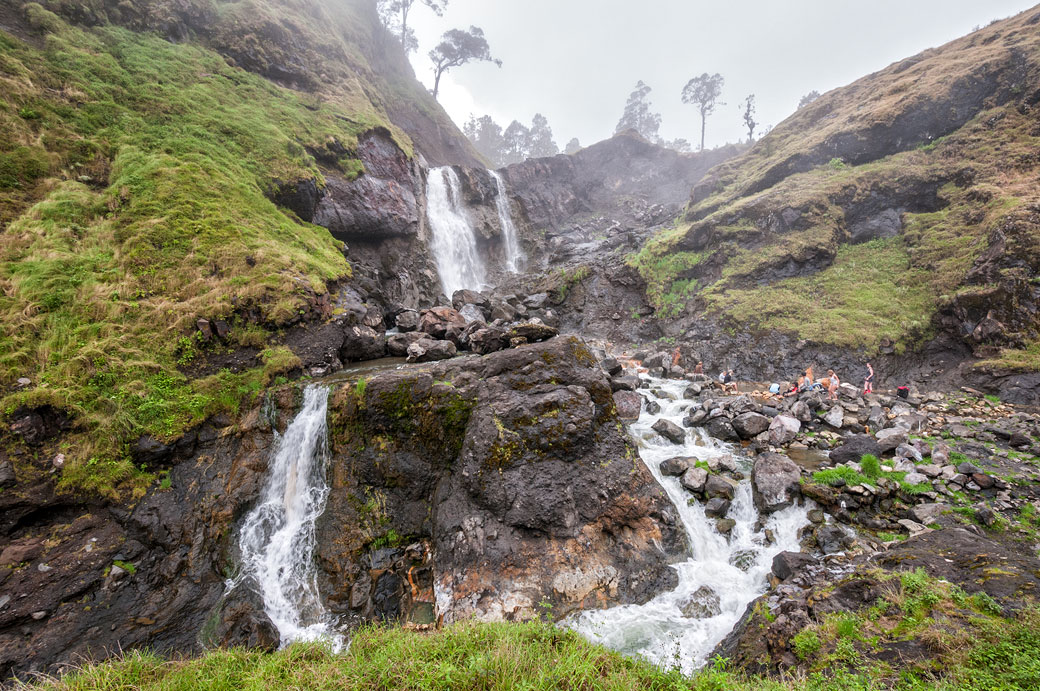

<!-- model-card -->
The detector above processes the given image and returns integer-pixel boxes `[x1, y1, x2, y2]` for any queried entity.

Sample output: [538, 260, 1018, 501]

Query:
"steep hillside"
[632, 7, 1040, 392]
[0, 0, 474, 498]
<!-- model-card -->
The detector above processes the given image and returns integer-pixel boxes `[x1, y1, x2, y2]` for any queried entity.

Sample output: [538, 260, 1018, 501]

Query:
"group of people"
[783, 363, 875, 400]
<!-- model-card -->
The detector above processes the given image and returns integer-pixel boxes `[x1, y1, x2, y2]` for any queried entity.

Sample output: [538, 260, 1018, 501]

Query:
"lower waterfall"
[426, 166, 486, 297]
[234, 385, 342, 650]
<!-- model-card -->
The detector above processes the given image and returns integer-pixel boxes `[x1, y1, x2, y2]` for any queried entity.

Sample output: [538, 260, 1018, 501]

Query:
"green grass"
[812, 455, 932, 494]
[22, 608, 1040, 691]
[0, 8, 390, 497]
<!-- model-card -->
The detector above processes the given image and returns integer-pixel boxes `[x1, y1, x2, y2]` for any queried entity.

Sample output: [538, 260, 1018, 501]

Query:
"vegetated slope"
[632, 7, 1040, 373]
[0, 0, 470, 498]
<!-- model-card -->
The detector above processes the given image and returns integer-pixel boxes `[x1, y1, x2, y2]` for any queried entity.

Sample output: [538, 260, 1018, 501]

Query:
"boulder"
[451, 289, 491, 313]
[611, 375, 640, 392]
[652, 419, 687, 444]
[706, 418, 740, 442]
[406, 338, 456, 363]
[678, 585, 722, 619]
[732, 412, 770, 439]
[510, 322, 559, 343]
[679, 467, 708, 493]
[395, 309, 420, 332]
[469, 327, 511, 355]
[458, 304, 486, 324]
[704, 497, 731, 519]
[829, 434, 882, 465]
[790, 400, 812, 423]
[752, 452, 801, 513]
[768, 416, 801, 446]
[613, 391, 642, 421]
[523, 293, 549, 310]
[683, 409, 708, 427]
[816, 525, 852, 555]
[772, 551, 817, 581]
[600, 357, 623, 376]
[823, 406, 845, 429]
[911, 503, 947, 525]
[418, 307, 466, 340]
[902, 472, 930, 487]
[875, 427, 908, 453]
[705, 474, 738, 500]
[341, 325, 386, 362]
[659, 457, 692, 477]
[387, 331, 426, 357]
[716, 518, 737, 535]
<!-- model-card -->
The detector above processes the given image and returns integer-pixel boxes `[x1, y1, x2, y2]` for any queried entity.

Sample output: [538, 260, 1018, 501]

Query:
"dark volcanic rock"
[652, 419, 686, 444]
[732, 412, 770, 439]
[406, 338, 456, 363]
[659, 457, 692, 477]
[318, 337, 688, 625]
[341, 324, 386, 362]
[772, 551, 818, 581]
[468, 327, 511, 355]
[829, 434, 882, 465]
[612, 391, 642, 421]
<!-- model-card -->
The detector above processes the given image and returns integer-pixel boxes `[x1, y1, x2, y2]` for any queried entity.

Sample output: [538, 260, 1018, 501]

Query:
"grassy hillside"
[0, 1, 432, 498]
[632, 8, 1040, 367]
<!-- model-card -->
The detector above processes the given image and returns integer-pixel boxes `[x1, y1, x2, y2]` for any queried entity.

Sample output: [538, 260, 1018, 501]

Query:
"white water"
[489, 170, 525, 273]
[568, 374, 809, 673]
[234, 386, 343, 650]
[427, 166, 486, 297]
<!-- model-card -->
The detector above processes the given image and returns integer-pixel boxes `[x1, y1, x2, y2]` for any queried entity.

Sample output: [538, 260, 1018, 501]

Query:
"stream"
[567, 371, 810, 673]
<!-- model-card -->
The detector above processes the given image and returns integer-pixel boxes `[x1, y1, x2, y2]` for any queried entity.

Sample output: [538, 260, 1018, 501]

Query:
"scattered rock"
[679, 585, 722, 619]
[772, 551, 817, 580]
[829, 434, 882, 464]
[680, 467, 708, 493]
[875, 427, 908, 453]
[659, 457, 692, 477]
[752, 453, 802, 513]
[406, 338, 456, 363]
[652, 419, 687, 444]
[704, 497, 731, 518]
[732, 412, 771, 439]
[705, 474, 738, 500]
[768, 416, 801, 446]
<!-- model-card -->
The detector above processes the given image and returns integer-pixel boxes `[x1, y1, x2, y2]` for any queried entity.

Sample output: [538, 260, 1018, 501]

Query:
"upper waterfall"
[489, 170, 525, 273]
[426, 166, 486, 297]
[234, 385, 342, 650]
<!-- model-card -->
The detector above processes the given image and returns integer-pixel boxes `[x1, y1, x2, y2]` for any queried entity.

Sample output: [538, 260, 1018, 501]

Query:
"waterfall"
[567, 373, 809, 672]
[489, 170, 525, 273]
[426, 166, 486, 297]
[234, 385, 342, 650]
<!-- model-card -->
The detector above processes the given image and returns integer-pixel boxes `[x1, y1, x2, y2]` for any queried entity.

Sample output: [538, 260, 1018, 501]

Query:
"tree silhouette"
[376, 0, 447, 55]
[681, 73, 725, 151]
[615, 81, 662, 143]
[741, 94, 758, 142]
[429, 26, 501, 99]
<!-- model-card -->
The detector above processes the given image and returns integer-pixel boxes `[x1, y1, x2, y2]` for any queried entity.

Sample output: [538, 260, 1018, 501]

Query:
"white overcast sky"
[409, 0, 1039, 150]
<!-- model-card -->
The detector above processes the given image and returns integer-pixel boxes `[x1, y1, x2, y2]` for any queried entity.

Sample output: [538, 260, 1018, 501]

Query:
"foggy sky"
[409, 0, 1039, 151]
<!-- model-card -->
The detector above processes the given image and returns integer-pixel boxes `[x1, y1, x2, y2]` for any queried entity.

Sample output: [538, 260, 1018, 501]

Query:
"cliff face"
[625, 8, 1040, 399]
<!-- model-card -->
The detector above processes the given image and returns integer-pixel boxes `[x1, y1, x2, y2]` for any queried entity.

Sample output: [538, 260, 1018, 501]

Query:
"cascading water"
[233, 385, 342, 650]
[426, 166, 486, 297]
[568, 372, 809, 673]
[489, 170, 525, 273]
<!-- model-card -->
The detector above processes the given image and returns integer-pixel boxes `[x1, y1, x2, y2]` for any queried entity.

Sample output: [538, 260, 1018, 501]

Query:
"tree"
[527, 113, 559, 158]
[798, 90, 821, 109]
[741, 94, 758, 142]
[429, 26, 501, 100]
[464, 114, 506, 166]
[502, 120, 530, 165]
[681, 73, 724, 151]
[615, 81, 662, 144]
[377, 0, 447, 55]
[564, 138, 581, 155]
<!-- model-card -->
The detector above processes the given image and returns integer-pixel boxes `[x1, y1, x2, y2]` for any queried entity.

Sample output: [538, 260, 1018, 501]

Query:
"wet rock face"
[317, 337, 687, 626]
[313, 131, 420, 241]
[0, 398, 302, 681]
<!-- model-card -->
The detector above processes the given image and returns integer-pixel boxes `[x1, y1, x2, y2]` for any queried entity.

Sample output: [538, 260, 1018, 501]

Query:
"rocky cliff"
[0, 338, 686, 680]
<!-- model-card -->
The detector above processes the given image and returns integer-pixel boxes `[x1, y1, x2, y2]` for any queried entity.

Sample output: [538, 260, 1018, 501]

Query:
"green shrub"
[792, 629, 821, 660]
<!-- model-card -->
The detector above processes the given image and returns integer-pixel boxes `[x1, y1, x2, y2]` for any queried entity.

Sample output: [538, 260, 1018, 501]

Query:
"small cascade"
[234, 385, 342, 649]
[489, 170, 525, 272]
[426, 166, 486, 297]
[568, 373, 809, 672]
